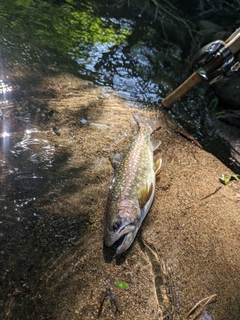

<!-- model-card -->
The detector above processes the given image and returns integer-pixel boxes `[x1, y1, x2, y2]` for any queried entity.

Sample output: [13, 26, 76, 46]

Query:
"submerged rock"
[212, 73, 240, 109]
[217, 110, 240, 128]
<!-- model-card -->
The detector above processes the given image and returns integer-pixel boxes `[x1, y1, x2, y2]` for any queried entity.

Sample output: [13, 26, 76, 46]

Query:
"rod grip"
[161, 72, 202, 108]
[226, 29, 240, 54]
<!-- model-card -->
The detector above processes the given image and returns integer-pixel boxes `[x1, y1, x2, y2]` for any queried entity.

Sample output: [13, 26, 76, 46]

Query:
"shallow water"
[76, 16, 177, 105]
[0, 0, 237, 254]
[0, 0, 238, 252]
[0, 84, 52, 210]
[0, 2, 184, 226]
[1, 2, 240, 319]
[69, 4, 240, 173]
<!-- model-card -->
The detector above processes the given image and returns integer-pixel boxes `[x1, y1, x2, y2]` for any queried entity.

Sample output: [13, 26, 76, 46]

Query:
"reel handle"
[161, 28, 240, 108]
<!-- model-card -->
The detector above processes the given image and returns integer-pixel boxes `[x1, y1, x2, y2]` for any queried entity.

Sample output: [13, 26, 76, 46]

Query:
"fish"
[104, 113, 162, 255]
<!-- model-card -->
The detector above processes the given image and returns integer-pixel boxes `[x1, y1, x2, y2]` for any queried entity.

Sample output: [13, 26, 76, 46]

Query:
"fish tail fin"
[133, 112, 161, 134]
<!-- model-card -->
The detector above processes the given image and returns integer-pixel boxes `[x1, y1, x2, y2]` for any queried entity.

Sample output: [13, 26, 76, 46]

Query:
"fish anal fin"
[138, 182, 153, 209]
[154, 158, 162, 175]
[151, 138, 161, 151]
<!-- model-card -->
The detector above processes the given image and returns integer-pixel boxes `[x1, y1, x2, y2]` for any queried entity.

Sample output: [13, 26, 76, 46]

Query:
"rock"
[198, 20, 224, 32]
[217, 110, 240, 128]
[197, 20, 230, 44]
[212, 73, 240, 109]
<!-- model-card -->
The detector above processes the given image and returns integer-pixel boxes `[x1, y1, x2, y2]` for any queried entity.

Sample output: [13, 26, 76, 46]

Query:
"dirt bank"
[1, 72, 240, 320]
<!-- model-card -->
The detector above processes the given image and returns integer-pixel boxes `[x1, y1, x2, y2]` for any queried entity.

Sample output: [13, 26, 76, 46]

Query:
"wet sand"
[1, 72, 240, 320]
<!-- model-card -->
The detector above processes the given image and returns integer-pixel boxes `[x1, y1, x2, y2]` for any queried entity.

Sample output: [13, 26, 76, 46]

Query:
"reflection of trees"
[0, 0, 131, 70]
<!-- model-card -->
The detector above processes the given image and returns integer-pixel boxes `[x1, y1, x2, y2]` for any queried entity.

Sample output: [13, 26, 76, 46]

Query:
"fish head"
[104, 199, 141, 255]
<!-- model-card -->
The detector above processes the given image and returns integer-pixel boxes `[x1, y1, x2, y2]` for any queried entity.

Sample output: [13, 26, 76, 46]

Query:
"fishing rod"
[161, 27, 240, 108]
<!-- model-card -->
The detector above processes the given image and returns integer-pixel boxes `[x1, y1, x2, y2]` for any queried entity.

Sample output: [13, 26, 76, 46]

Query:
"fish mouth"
[115, 231, 135, 255]
[117, 223, 135, 238]
[114, 224, 136, 255]
[105, 224, 136, 254]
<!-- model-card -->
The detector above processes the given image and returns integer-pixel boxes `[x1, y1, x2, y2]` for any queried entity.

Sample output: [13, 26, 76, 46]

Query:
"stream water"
[0, 2, 184, 232]
[1, 2, 237, 217]
[0, 1, 239, 318]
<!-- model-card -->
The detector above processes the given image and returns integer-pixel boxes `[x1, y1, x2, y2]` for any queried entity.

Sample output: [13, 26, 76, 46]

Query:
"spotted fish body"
[104, 114, 162, 255]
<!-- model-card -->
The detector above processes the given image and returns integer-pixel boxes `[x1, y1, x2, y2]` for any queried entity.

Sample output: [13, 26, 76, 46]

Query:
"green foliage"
[115, 281, 129, 289]
[0, 0, 132, 70]
[208, 96, 219, 113]
[219, 174, 240, 185]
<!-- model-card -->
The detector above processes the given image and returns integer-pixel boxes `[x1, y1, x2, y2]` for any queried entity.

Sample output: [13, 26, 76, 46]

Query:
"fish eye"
[113, 220, 121, 231]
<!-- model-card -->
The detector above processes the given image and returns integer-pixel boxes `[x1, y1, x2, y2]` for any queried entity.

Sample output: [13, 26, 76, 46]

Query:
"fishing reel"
[193, 39, 240, 83]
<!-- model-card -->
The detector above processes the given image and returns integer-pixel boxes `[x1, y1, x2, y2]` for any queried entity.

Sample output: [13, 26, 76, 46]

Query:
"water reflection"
[0, 79, 12, 103]
[1, 128, 10, 153]
[76, 17, 169, 104]
[9, 128, 55, 211]
[0, 87, 55, 213]
[0, 80, 11, 164]
[78, 39, 164, 103]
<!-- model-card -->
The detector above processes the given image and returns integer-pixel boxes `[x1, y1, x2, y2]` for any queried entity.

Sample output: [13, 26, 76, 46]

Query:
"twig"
[98, 290, 107, 318]
[98, 288, 120, 318]
[200, 186, 222, 201]
[149, 0, 197, 44]
[176, 128, 203, 149]
[139, 1, 149, 16]
[186, 294, 217, 319]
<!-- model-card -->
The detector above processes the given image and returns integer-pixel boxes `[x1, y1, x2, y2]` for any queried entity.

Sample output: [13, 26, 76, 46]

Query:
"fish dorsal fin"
[154, 158, 162, 175]
[151, 138, 161, 151]
[138, 182, 153, 209]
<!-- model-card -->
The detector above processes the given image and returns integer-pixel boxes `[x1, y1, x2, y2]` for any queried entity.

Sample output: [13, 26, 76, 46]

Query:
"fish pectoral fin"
[151, 138, 161, 151]
[138, 182, 153, 209]
[108, 153, 122, 170]
[154, 158, 162, 175]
